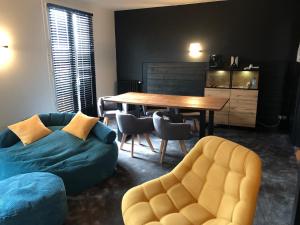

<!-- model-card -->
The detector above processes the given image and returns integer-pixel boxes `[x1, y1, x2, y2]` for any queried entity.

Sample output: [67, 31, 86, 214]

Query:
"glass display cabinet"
[232, 71, 259, 89]
[205, 69, 259, 128]
[206, 70, 230, 88]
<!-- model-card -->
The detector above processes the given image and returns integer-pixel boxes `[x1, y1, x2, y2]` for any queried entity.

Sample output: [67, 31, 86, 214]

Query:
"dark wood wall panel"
[143, 62, 207, 96]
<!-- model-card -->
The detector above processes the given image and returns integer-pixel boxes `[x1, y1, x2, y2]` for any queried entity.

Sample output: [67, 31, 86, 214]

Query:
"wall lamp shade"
[189, 42, 202, 58]
[0, 45, 11, 66]
[0, 30, 12, 67]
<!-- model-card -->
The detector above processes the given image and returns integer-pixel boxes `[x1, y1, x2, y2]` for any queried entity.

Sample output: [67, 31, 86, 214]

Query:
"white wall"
[0, 0, 117, 129]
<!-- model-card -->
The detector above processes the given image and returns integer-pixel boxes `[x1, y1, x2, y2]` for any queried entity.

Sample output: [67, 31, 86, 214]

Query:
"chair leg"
[120, 133, 127, 150]
[160, 140, 168, 164]
[194, 119, 200, 132]
[137, 134, 141, 145]
[179, 140, 188, 155]
[103, 117, 109, 126]
[131, 135, 135, 158]
[193, 119, 197, 132]
[144, 133, 155, 152]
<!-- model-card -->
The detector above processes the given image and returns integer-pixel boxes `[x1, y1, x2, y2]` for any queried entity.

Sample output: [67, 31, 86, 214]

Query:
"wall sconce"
[0, 30, 11, 67]
[189, 42, 202, 58]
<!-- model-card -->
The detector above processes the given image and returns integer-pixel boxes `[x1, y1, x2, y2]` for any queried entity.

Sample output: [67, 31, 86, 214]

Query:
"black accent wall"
[115, 0, 299, 127]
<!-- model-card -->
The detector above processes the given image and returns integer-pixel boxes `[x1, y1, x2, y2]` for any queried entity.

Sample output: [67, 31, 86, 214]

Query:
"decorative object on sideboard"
[209, 54, 223, 68]
[230, 56, 239, 69]
[244, 64, 260, 70]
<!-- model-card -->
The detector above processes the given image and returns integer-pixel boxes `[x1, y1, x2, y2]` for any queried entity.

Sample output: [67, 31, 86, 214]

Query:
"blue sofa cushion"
[39, 112, 75, 127]
[0, 172, 67, 225]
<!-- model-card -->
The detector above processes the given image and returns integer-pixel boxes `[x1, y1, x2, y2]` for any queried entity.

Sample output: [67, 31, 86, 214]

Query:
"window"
[47, 4, 97, 116]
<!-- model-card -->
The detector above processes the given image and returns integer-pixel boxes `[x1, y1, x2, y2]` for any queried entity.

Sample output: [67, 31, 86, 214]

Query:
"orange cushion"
[62, 112, 99, 140]
[8, 115, 52, 145]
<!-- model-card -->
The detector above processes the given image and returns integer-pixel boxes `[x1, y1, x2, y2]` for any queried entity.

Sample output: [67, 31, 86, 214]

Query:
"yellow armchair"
[122, 136, 261, 225]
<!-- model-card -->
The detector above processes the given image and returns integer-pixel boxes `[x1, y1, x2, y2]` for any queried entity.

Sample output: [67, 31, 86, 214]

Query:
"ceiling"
[77, 0, 223, 11]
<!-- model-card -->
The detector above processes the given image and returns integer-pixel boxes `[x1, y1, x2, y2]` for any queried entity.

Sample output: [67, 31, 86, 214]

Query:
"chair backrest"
[171, 136, 261, 225]
[98, 96, 119, 116]
[116, 112, 138, 134]
[152, 111, 169, 139]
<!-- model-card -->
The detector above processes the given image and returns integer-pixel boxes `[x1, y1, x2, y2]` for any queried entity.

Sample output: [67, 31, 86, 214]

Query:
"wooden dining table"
[105, 92, 229, 138]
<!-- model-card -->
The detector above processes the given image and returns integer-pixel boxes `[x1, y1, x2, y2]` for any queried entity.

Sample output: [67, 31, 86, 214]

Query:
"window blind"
[48, 4, 97, 116]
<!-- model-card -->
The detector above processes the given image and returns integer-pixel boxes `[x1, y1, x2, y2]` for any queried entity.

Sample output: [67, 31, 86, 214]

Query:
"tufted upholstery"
[122, 136, 261, 225]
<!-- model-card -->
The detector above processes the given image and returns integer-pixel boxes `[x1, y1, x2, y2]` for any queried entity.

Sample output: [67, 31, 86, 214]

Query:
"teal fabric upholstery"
[0, 113, 118, 195]
[0, 172, 67, 225]
[92, 122, 116, 144]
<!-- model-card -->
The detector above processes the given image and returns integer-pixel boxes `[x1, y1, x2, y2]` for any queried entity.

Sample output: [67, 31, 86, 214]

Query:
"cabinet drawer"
[215, 112, 229, 125]
[230, 89, 258, 99]
[205, 88, 230, 112]
[229, 112, 256, 128]
[230, 89, 258, 113]
[205, 88, 231, 97]
[230, 99, 257, 113]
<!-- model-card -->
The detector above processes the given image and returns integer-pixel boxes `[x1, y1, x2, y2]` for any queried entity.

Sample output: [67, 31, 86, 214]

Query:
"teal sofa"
[0, 113, 118, 195]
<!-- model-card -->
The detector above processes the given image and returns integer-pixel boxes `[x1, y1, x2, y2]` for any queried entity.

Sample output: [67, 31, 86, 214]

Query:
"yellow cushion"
[62, 112, 99, 140]
[8, 115, 52, 145]
[122, 136, 262, 225]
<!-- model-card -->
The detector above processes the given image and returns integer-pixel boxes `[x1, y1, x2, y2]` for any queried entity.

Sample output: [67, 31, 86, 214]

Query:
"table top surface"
[105, 92, 229, 111]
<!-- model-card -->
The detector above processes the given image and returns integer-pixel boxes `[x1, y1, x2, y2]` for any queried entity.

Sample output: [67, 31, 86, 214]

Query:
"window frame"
[46, 3, 97, 116]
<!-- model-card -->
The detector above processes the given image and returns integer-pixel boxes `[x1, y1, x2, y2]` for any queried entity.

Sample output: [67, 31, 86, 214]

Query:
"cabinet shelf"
[206, 69, 260, 90]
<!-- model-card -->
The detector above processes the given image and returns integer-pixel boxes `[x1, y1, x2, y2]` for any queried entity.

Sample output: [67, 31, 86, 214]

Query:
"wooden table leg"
[199, 110, 206, 139]
[208, 110, 214, 135]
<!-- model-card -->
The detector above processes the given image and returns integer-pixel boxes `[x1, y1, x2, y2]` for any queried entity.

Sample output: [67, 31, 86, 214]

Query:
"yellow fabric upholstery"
[62, 112, 99, 140]
[8, 114, 52, 145]
[122, 136, 261, 225]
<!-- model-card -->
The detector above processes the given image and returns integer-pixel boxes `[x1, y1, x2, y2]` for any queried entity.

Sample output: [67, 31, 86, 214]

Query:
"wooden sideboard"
[205, 88, 258, 128]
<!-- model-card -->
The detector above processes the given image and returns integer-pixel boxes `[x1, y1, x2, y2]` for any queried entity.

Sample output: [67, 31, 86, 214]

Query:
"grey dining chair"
[97, 96, 119, 126]
[153, 111, 192, 163]
[116, 112, 155, 157]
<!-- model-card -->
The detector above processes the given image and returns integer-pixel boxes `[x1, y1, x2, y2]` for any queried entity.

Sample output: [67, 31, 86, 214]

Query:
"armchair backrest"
[171, 136, 262, 225]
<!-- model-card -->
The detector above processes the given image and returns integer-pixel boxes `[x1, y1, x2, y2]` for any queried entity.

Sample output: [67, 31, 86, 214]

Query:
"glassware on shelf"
[206, 70, 230, 88]
[232, 71, 259, 89]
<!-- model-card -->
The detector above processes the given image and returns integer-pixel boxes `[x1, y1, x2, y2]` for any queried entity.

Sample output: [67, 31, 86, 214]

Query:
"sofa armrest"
[91, 122, 116, 144]
[0, 128, 20, 148]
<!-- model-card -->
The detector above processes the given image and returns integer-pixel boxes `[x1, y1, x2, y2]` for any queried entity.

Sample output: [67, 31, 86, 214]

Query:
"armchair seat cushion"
[122, 136, 261, 225]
